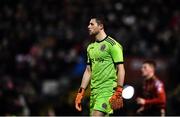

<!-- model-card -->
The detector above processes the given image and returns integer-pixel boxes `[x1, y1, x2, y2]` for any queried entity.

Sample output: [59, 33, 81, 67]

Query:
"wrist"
[115, 85, 123, 96]
[116, 85, 123, 92]
[117, 85, 123, 88]
[78, 87, 85, 95]
[144, 99, 148, 105]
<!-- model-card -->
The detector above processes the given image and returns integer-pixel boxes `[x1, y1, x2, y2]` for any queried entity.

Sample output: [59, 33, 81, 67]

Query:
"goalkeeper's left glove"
[109, 85, 123, 110]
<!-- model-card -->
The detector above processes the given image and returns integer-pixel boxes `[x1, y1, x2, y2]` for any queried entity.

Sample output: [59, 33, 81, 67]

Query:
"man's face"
[88, 19, 102, 36]
[141, 63, 154, 77]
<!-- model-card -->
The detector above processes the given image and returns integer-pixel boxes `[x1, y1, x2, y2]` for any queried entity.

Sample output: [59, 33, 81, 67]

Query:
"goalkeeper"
[75, 16, 125, 116]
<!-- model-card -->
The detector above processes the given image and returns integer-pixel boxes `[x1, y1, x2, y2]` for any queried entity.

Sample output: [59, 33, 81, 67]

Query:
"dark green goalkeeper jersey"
[87, 36, 124, 95]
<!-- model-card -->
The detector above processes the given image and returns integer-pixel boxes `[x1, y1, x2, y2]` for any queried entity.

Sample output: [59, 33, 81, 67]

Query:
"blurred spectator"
[0, 75, 26, 116]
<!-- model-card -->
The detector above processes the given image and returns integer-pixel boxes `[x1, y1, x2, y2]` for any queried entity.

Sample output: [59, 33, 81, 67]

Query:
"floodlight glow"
[122, 85, 134, 99]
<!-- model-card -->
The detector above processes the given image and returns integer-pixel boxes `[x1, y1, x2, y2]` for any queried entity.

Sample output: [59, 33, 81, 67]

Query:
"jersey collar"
[95, 35, 108, 43]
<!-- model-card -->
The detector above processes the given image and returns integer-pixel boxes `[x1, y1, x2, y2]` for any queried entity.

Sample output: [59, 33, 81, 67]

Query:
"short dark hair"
[143, 60, 157, 69]
[90, 16, 106, 29]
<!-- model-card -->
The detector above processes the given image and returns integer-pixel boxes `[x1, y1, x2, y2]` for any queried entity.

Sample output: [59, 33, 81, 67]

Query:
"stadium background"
[0, 0, 179, 116]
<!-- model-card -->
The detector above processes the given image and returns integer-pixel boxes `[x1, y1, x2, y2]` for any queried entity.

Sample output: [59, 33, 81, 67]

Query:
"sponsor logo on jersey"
[90, 57, 104, 63]
[89, 47, 94, 50]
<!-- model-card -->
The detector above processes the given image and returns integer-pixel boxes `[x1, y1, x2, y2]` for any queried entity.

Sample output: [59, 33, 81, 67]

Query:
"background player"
[75, 16, 125, 116]
[136, 60, 166, 116]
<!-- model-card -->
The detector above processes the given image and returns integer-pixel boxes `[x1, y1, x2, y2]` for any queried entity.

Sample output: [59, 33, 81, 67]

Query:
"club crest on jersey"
[102, 103, 107, 109]
[100, 44, 106, 51]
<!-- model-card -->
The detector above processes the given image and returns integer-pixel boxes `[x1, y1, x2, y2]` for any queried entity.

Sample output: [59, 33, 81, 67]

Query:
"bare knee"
[92, 110, 106, 116]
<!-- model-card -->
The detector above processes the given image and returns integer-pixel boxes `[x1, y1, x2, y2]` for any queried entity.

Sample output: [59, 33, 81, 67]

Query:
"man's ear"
[99, 24, 104, 30]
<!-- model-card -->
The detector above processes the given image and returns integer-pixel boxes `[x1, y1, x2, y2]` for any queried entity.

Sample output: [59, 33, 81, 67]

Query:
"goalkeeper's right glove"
[75, 87, 85, 111]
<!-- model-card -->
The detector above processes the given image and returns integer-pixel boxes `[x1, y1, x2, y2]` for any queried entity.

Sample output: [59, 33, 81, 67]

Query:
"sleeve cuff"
[114, 62, 124, 65]
[87, 63, 91, 65]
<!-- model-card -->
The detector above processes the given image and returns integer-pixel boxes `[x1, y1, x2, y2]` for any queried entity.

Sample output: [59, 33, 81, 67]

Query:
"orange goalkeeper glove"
[109, 85, 123, 110]
[75, 87, 85, 111]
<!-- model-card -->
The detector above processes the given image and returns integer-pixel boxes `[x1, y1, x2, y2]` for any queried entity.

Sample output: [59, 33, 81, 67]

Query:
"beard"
[88, 29, 100, 42]
[89, 29, 99, 36]
[88, 35, 96, 41]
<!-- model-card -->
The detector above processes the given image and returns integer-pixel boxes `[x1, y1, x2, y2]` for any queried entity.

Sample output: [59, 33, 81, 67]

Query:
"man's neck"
[95, 31, 107, 42]
[146, 73, 155, 80]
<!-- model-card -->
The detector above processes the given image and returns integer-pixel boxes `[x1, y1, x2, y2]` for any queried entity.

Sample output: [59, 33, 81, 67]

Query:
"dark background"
[0, 0, 179, 116]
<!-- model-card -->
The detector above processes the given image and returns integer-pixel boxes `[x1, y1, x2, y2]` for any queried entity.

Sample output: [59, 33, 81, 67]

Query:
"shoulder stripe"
[108, 37, 116, 43]
[105, 38, 115, 46]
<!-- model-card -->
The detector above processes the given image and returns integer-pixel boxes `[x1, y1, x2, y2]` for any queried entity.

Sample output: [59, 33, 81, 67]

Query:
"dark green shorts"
[90, 91, 113, 115]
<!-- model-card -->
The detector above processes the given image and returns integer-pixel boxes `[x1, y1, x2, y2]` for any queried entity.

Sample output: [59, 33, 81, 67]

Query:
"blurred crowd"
[0, 0, 179, 116]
